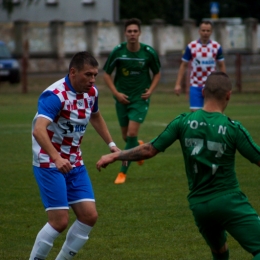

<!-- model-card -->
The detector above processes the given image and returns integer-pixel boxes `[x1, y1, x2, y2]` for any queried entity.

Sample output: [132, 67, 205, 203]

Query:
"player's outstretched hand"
[96, 153, 117, 171]
[109, 146, 121, 153]
[108, 146, 128, 168]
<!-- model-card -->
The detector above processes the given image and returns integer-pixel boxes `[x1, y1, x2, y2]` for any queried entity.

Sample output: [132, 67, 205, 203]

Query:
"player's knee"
[127, 130, 138, 137]
[49, 215, 70, 232]
[86, 211, 98, 226]
[79, 210, 98, 227]
[211, 243, 229, 260]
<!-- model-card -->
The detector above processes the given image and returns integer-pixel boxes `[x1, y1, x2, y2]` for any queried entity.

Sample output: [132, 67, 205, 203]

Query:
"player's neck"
[127, 42, 140, 52]
[200, 38, 210, 45]
[203, 101, 224, 113]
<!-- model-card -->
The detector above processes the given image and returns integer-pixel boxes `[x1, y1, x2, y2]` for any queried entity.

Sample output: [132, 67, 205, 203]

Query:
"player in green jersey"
[96, 72, 260, 260]
[103, 18, 161, 184]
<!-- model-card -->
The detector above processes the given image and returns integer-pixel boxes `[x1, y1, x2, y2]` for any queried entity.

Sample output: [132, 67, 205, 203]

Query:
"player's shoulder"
[173, 112, 189, 122]
[227, 117, 243, 128]
[187, 40, 199, 47]
[87, 85, 98, 97]
[112, 42, 127, 52]
[140, 43, 158, 55]
[44, 77, 65, 93]
[227, 117, 251, 136]
[209, 40, 221, 47]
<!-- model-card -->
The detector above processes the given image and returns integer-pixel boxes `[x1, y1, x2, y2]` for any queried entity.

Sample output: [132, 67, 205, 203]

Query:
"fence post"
[13, 20, 29, 58]
[181, 19, 196, 94]
[212, 20, 228, 52]
[235, 53, 242, 92]
[83, 20, 99, 56]
[50, 20, 65, 71]
[116, 19, 127, 43]
[22, 39, 29, 93]
[151, 19, 165, 55]
[182, 19, 196, 46]
[245, 18, 258, 54]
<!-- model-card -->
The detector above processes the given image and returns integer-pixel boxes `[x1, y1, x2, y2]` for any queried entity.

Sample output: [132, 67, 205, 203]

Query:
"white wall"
[0, 0, 114, 22]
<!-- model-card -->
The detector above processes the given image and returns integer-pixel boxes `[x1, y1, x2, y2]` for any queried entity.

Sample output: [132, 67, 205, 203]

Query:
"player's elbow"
[145, 144, 159, 159]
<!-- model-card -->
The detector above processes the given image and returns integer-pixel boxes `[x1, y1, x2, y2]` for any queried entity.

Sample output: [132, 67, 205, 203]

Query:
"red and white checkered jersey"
[32, 77, 98, 168]
[182, 40, 224, 87]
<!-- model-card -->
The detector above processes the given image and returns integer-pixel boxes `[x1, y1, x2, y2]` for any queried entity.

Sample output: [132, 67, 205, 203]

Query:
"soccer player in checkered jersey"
[97, 72, 260, 260]
[174, 21, 226, 111]
[29, 51, 120, 260]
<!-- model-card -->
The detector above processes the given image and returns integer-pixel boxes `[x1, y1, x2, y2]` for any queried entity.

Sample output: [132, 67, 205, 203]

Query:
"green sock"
[120, 136, 139, 174]
[212, 249, 229, 260]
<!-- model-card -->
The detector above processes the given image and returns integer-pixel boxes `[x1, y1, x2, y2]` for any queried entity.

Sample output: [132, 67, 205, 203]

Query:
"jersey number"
[185, 138, 226, 175]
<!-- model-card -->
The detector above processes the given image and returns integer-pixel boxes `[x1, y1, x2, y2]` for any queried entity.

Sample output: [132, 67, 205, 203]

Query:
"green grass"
[0, 80, 260, 259]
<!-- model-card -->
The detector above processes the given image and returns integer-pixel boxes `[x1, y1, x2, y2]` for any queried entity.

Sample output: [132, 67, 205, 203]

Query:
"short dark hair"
[204, 72, 232, 100]
[200, 20, 213, 28]
[69, 51, 99, 71]
[124, 18, 141, 31]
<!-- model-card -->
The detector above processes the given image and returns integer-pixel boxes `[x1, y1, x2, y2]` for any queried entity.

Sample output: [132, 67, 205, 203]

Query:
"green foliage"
[1, 0, 35, 15]
[120, 0, 184, 25]
[120, 0, 260, 25]
[0, 79, 260, 259]
[1, 0, 259, 25]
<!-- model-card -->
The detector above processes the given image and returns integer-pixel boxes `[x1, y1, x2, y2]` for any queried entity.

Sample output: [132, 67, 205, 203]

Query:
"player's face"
[125, 24, 141, 44]
[199, 23, 212, 44]
[70, 64, 98, 93]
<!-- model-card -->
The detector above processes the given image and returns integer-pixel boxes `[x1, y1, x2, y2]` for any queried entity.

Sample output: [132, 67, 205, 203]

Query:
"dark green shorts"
[115, 99, 150, 127]
[189, 191, 260, 254]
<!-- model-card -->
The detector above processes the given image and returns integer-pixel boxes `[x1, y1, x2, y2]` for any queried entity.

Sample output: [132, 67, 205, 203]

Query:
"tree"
[120, 0, 260, 25]
[1, 0, 259, 25]
[2, 0, 34, 15]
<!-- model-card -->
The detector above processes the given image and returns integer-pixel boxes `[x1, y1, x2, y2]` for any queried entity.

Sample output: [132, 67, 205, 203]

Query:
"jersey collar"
[65, 74, 76, 93]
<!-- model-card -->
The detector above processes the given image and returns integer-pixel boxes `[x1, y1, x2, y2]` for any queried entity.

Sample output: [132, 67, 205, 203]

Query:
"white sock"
[29, 222, 60, 260]
[55, 220, 92, 260]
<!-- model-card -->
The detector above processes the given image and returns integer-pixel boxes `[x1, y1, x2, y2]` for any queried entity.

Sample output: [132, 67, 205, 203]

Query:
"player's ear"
[226, 91, 231, 101]
[202, 88, 205, 97]
[70, 67, 76, 76]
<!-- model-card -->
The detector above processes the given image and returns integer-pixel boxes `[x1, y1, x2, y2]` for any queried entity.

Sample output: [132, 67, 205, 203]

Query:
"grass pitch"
[0, 78, 260, 259]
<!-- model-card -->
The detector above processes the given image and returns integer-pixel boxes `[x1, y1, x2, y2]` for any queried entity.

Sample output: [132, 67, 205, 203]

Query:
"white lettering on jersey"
[207, 141, 226, 157]
[218, 125, 227, 135]
[189, 120, 198, 129]
[185, 138, 204, 155]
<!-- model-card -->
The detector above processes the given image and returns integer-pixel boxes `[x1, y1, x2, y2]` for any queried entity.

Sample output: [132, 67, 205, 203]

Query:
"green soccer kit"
[152, 109, 260, 205]
[151, 109, 260, 254]
[103, 42, 161, 102]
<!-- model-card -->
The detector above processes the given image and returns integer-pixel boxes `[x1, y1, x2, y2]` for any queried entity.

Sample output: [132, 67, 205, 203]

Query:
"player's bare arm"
[33, 117, 72, 173]
[141, 72, 161, 100]
[218, 60, 226, 73]
[96, 143, 159, 171]
[174, 61, 188, 96]
[90, 111, 120, 152]
[118, 143, 158, 161]
[103, 72, 130, 104]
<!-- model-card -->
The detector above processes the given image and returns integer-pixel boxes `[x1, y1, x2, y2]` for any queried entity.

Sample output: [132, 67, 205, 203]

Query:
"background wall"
[0, 20, 259, 73]
[0, 0, 115, 23]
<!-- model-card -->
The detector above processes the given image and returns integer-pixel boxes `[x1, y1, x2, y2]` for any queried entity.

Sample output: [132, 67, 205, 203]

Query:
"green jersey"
[103, 42, 161, 102]
[152, 110, 260, 205]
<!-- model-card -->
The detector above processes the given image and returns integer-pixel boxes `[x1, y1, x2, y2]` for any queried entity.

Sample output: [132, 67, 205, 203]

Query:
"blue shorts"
[33, 165, 95, 211]
[189, 86, 204, 110]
